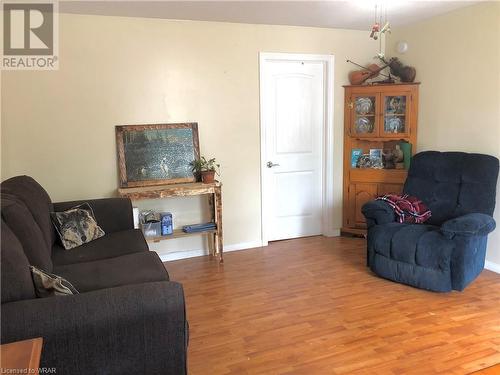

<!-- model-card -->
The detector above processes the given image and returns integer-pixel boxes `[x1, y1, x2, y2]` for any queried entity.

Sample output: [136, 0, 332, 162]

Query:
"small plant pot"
[193, 172, 202, 182]
[201, 170, 216, 184]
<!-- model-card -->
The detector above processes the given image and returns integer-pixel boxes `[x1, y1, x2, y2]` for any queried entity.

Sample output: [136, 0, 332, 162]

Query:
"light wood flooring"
[166, 236, 500, 375]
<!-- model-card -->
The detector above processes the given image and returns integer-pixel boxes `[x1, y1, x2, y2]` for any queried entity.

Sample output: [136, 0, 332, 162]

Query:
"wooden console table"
[118, 182, 223, 263]
[1, 338, 43, 373]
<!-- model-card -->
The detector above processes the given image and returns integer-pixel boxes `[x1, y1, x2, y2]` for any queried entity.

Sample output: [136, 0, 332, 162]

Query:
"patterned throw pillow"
[51, 203, 105, 250]
[30, 266, 79, 297]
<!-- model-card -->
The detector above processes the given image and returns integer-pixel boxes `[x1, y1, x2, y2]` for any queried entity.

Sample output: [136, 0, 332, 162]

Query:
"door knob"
[267, 161, 280, 168]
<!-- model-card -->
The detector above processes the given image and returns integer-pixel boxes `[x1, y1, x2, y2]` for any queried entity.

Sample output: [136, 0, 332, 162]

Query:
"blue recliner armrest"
[441, 213, 496, 239]
[362, 200, 396, 228]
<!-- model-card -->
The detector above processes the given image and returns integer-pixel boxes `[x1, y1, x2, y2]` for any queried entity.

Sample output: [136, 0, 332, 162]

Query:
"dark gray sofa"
[1, 176, 187, 374]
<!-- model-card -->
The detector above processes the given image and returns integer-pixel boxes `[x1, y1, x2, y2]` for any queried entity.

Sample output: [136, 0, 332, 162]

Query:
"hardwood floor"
[165, 236, 500, 375]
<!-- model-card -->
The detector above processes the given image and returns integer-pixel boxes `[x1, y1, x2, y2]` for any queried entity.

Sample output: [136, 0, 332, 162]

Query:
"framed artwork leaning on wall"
[115, 122, 200, 187]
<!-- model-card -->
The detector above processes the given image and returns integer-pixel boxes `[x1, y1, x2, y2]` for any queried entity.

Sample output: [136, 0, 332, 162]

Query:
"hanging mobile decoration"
[369, 3, 391, 59]
[380, 5, 391, 36]
[369, 4, 380, 40]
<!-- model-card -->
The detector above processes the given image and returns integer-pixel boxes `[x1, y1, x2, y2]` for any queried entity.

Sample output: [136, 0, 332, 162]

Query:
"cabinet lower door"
[349, 183, 378, 227]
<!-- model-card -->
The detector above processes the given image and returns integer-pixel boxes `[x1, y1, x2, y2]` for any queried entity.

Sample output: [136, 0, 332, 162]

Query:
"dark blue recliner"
[362, 151, 499, 292]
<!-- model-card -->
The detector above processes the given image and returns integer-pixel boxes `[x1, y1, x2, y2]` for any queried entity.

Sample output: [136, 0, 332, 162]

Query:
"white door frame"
[259, 52, 335, 246]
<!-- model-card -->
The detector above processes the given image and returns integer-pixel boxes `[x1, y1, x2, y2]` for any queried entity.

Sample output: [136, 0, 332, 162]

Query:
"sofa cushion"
[372, 223, 453, 271]
[30, 266, 79, 297]
[0, 175, 55, 247]
[53, 198, 134, 235]
[368, 223, 455, 292]
[404, 152, 499, 226]
[1, 194, 53, 271]
[370, 253, 453, 292]
[1, 220, 36, 303]
[371, 222, 407, 259]
[51, 203, 105, 249]
[51, 229, 148, 266]
[53, 252, 169, 292]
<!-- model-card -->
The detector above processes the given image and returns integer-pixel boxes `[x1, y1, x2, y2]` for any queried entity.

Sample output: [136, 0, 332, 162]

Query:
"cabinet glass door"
[351, 95, 377, 137]
[381, 93, 410, 137]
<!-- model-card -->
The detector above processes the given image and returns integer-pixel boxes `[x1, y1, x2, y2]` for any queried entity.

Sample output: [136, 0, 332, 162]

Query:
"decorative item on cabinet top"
[346, 57, 416, 86]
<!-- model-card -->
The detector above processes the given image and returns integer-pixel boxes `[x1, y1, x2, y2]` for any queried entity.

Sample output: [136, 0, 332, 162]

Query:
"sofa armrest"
[441, 213, 496, 238]
[362, 200, 396, 228]
[1, 281, 187, 375]
[53, 198, 134, 233]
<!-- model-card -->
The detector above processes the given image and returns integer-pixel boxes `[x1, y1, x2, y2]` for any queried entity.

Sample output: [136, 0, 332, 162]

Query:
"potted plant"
[190, 156, 220, 184]
[189, 159, 203, 182]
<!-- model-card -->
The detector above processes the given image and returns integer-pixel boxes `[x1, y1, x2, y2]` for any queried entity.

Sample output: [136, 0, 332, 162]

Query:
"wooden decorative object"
[342, 83, 419, 236]
[348, 63, 383, 85]
[116, 123, 200, 188]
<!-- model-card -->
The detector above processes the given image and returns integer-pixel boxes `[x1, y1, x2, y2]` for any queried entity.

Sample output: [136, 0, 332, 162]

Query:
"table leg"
[214, 186, 223, 263]
[208, 194, 216, 257]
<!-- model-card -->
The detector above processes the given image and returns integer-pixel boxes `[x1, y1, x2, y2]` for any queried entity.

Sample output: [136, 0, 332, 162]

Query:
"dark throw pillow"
[30, 266, 79, 297]
[51, 203, 105, 249]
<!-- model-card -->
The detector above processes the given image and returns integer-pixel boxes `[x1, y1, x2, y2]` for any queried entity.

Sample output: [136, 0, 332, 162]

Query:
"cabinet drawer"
[378, 183, 404, 196]
[350, 169, 407, 184]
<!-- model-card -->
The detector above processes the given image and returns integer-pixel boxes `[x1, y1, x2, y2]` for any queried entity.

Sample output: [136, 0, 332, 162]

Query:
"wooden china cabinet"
[342, 83, 419, 236]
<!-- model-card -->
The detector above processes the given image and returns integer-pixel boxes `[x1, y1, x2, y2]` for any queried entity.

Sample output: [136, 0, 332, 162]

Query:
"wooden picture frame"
[116, 123, 200, 188]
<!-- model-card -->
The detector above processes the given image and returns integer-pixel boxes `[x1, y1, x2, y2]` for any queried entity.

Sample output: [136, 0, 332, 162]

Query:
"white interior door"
[261, 55, 325, 241]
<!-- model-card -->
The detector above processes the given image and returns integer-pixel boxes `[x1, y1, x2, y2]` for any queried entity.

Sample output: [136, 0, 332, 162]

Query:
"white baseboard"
[324, 228, 341, 237]
[485, 260, 500, 274]
[158, 240, 266, 262]
[158, 249, 206, 262]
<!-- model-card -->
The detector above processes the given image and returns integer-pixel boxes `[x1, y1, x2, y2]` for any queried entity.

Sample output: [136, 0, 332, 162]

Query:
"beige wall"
[1, 14, 379, 257]
[388, 2, 500, 267]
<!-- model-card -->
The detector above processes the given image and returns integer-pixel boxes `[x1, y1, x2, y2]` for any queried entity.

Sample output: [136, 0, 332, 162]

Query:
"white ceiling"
[60, 1, 479, 31]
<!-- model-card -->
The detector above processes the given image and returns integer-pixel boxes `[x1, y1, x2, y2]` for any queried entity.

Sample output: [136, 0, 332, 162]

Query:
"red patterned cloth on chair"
[376, 194, 432, 224]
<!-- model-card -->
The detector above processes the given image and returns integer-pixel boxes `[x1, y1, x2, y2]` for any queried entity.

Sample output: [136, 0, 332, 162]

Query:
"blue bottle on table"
[160, 212, 173, 235]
